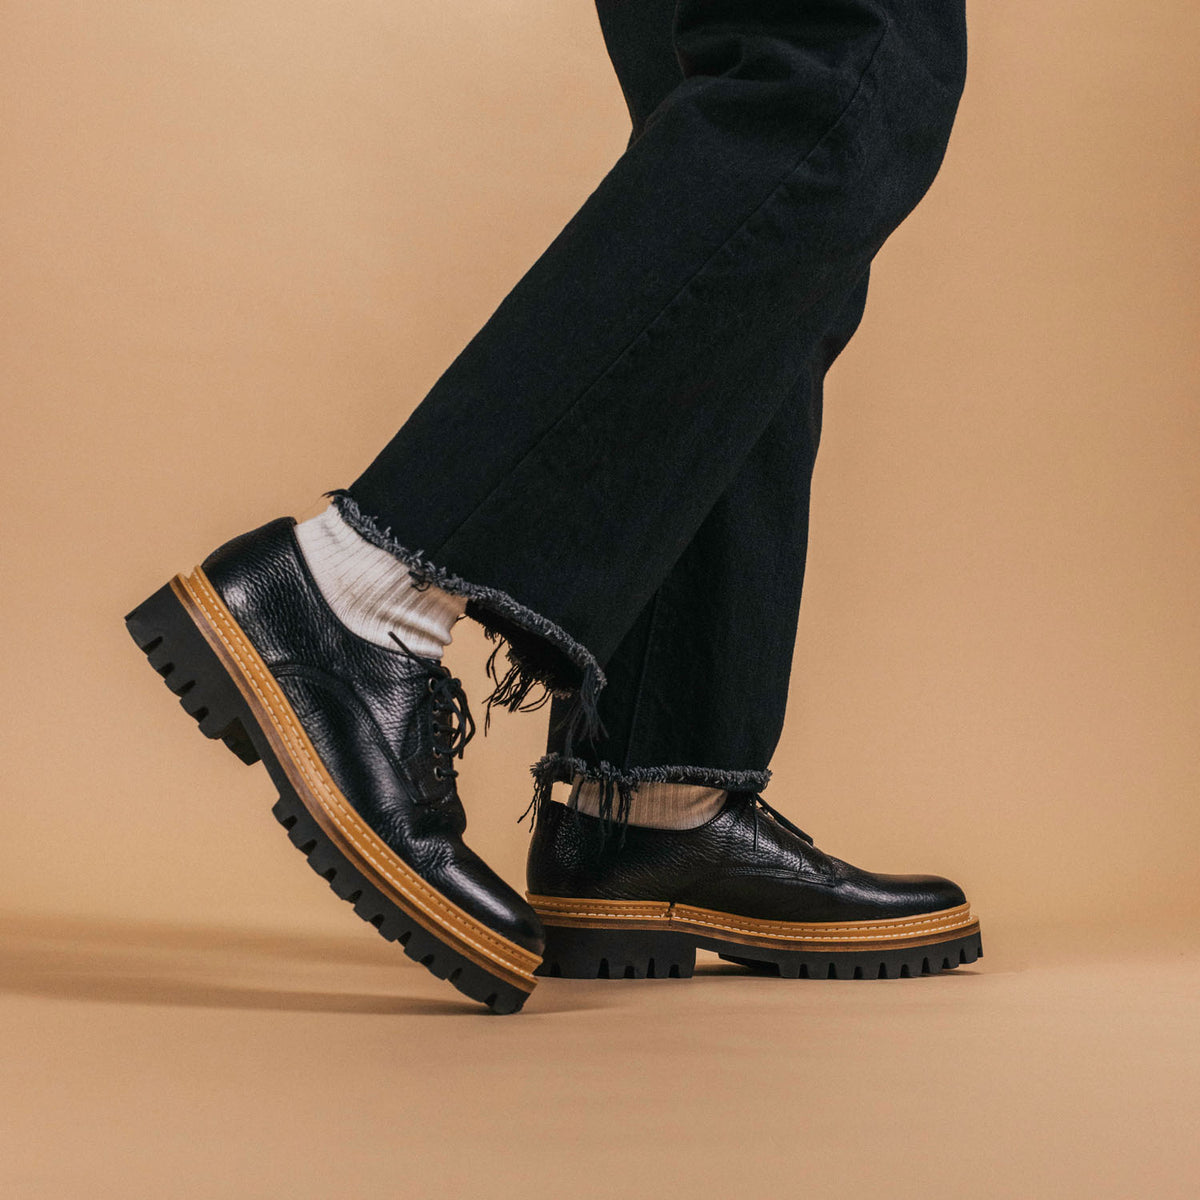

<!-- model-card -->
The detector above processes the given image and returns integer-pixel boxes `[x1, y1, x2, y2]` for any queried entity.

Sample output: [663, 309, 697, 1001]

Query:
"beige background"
[2, 2, 1197, 1197]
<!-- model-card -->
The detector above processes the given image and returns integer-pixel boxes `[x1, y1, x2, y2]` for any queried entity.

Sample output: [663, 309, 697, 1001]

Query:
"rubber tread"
[536, 920, 982, 981]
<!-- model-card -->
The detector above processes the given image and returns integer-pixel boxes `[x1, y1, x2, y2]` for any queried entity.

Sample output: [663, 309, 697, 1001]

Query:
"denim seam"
[429, 17, 893, 561]
[619, 587, 665, 772]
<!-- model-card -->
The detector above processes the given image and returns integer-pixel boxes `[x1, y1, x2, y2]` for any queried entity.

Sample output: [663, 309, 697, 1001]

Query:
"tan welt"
[177, 568, 540, 989]
[528, 893, 976, 944]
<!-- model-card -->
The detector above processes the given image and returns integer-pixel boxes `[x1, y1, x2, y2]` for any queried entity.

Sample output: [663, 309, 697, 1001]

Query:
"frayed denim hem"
[328, 490, 605, 749]
[527, 752, 772, 840]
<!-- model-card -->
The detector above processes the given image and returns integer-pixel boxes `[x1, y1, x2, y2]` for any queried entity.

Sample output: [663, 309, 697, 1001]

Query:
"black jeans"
[333, 0, 968, 808]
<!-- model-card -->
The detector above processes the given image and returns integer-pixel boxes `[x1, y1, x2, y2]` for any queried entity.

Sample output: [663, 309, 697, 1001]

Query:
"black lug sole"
[125, 580, 532, 1015]
[536, 923, 983, 981]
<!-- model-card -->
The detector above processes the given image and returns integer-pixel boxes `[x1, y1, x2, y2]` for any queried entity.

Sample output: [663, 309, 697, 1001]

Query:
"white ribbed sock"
[293, 505, 466, 658]
[552, 778, 727, 830]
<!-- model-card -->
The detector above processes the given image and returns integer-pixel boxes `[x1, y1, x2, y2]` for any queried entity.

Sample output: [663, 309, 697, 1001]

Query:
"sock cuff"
[553, 778, 727, 830]
[294, 505, 465, 655]
[526, 753, 772, 831]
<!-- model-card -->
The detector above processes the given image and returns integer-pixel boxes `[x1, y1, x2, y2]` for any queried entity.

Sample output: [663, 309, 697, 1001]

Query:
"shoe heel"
[536, 923, 695, 980]
[125, 580, 262, 765]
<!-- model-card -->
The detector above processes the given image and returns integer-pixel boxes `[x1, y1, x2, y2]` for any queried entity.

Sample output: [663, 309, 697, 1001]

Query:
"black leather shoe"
[125, 517, 544, 1013]
[526, 793, 981, 980]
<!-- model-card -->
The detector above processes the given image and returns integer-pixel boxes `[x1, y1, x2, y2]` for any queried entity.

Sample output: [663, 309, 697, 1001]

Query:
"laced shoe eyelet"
[432, 765, 445, 781]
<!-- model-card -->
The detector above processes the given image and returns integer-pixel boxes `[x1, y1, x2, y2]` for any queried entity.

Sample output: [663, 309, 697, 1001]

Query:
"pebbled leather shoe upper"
[527, 793, 966, 922]
[202, 517, 544, 953]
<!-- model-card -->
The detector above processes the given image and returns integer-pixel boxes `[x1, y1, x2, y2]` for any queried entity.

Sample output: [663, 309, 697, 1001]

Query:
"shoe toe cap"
[870, 872, 968, 915]
[475, 891, 547, 956]
[442, 855, 546, 956]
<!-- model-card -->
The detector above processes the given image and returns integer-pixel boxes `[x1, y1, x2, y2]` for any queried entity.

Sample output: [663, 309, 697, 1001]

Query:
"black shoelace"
[745, 792, 815, 850]
[388, 633, 476, 783]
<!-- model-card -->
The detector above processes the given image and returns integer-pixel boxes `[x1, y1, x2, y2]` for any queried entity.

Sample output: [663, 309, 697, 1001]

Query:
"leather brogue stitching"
[181, 569, 539, 980]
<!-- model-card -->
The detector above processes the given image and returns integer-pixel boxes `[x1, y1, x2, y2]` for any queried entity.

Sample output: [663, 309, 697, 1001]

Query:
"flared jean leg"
[336, 0, 968, 746]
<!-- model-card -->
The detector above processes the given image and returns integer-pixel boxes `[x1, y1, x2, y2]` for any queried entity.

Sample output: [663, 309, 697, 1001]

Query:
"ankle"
[556, 777, 726, 830]
[293, 504, 465, 657]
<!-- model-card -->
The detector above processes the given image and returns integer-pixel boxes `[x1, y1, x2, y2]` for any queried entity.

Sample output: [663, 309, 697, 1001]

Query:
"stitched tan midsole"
[528, 894, 978, 954]
[173, 568, 539, 991]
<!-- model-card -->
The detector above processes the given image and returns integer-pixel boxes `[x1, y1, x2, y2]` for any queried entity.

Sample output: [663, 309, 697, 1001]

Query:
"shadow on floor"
[0, 912, 603, 1017]
[691, 957, 982, 981]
